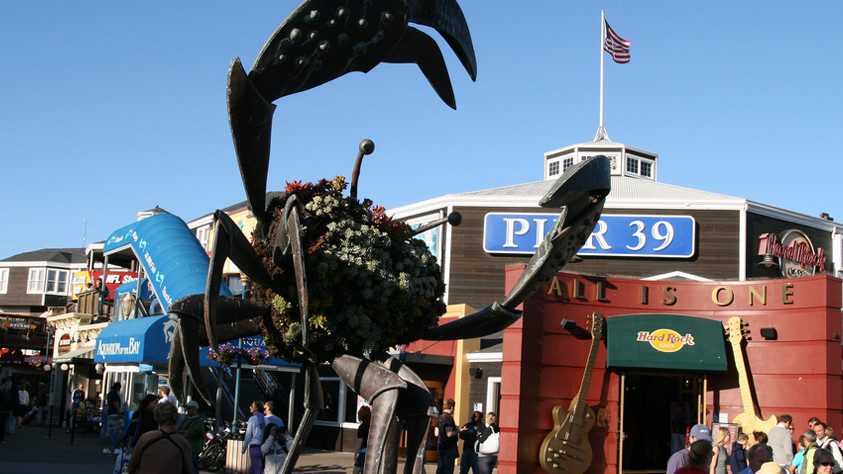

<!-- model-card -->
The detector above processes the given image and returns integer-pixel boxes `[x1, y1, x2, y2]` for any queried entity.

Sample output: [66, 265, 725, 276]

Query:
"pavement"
[0, 421, 387, 473]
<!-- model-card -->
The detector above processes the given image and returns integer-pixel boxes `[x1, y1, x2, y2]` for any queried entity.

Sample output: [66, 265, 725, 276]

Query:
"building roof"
[455, 176, 741, 203]
[1, 248, 87, 264]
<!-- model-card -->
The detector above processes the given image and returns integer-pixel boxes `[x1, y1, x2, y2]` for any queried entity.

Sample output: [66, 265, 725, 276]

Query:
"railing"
[75, 290, 113, 319]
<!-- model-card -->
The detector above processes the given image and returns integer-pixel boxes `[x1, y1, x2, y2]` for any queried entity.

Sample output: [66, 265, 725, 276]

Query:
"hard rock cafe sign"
[757, 230, 827, 277]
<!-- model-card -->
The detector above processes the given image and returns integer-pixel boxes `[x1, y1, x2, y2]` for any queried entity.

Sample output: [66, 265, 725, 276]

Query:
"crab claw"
[407, 0, 477, 81]
[423, 155, 611, 341]
[167, 295, 266, 403]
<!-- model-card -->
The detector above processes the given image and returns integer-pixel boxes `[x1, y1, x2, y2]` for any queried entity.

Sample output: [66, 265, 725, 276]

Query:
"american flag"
[603, 19, 630, 64]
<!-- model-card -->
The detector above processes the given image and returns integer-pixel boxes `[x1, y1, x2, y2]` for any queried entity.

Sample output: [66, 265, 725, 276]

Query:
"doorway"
[619, 372, 706, 472]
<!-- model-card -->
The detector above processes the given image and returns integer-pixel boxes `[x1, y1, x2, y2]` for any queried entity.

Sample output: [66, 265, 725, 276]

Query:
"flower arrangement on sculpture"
[207, 343, 270, 366]
[251, 176, 446, 364]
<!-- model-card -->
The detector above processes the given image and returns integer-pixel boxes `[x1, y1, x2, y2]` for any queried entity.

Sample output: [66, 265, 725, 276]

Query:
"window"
[0, 268, 8, 293]
[27, 268, 45, 293]
[548, 161, 560, 177]
[626, 157, 639, 174]
[562, 157, 574, 172]
[640, 160, 653, 177]
[226, 275, 244, 296]
[196, 226, 210, 251]
[45, 269, 68, 294]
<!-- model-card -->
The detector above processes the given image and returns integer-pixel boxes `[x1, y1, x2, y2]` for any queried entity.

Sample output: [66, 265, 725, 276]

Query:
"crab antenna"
[350, 139, 375, 200]
[409, 212, 462, 237]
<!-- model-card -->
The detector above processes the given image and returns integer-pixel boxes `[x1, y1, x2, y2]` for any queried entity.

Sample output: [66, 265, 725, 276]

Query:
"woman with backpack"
[475, 412, 499, 474]
[126, 402, 193, 474]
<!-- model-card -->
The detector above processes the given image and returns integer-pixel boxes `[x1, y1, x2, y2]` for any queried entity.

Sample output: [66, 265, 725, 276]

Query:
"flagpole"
[596, 10, 607, 141]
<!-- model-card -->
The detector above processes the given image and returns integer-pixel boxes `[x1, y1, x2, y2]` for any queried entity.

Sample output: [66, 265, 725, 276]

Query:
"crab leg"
[373, 354, 437, 474]
[332, 355, 409, 474]
[423, 155, 611, 340]
[205, 210, 275, 351]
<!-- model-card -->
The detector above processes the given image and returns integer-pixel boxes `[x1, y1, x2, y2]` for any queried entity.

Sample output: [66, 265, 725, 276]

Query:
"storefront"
[390, 137, 842, 472]
[496, 270, 842, 473]
[94, 314, 172, 408]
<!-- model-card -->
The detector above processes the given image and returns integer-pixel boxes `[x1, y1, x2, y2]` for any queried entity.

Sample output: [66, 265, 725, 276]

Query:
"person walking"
[769, 414, 795, 468]
[711, 426, 731, 474]
[69, 383, 85, 429]
[0, 378, 12, 444]
[33, 382, 48, 426]
[176, 400, 204, 474]
[242, 400, 266, 474]
[5, 379, 20, 435]
[475, 412, 500, 474]
[261, 423, 293, 474]
[263, 401, 284, 430]
[436, 398, 459, 474]
[458, 411, 483, 474]
[353, 405, 371, 474]
[103, 382, 124, 454]
[15, 381, 29, 429]
[126, 402, 193, 474]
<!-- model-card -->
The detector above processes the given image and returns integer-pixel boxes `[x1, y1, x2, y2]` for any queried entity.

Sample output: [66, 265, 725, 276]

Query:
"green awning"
[607, 314, 727, 371]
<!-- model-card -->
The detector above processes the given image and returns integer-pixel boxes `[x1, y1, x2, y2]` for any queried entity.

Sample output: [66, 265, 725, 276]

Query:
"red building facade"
[498, 270, 842, 473]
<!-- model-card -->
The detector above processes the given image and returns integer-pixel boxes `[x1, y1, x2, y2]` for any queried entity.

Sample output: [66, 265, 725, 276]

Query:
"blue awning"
[95, 315, 171, 364]
[95, 315, 298, 368]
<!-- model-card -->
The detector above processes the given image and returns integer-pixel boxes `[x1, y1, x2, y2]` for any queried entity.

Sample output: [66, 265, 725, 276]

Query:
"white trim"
[0, 268, 8, 294]
[0, 261, 87, 269]
[27, 268, 45, 294]
[739, 204, 747, 281]
[641, 271, 712, 282]
[486, 377, 502, 415]
[466, 352, 503, 363]
[443, 204, 454, 304]
[187, 214, 214, 229]
[104, 364, 140, 373]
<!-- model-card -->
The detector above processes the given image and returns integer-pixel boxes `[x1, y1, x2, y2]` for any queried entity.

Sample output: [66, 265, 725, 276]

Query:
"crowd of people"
[667, 415, 843, 474]
[435, 398, 500, 474]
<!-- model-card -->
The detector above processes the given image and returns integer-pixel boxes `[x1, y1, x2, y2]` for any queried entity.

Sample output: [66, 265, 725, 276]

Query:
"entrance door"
[618, 372, 706, 472]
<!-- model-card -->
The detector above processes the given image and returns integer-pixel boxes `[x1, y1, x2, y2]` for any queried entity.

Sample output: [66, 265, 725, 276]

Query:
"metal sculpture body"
[165, 1, 611, 473]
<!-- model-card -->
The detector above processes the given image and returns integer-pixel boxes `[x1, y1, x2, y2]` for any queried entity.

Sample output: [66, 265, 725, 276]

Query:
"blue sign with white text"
[483, 213, 696, 258]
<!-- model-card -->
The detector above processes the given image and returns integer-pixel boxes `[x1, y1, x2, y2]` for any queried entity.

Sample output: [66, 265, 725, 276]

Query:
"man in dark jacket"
[436, 399, 459, 474]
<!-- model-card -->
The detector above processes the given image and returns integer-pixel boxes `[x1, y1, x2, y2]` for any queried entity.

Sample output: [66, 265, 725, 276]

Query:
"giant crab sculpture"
[166, 1, 611, 473]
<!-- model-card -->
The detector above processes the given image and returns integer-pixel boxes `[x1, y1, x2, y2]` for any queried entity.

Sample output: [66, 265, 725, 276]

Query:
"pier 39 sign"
[483, 213, 696, 258]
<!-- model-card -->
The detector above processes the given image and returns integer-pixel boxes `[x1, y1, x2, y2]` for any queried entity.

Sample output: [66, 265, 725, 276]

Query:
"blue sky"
[1, 1, 840, 259]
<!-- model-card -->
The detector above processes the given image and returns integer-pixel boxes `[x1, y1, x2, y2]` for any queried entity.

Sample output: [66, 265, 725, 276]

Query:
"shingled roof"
[1, 248, 86, 264]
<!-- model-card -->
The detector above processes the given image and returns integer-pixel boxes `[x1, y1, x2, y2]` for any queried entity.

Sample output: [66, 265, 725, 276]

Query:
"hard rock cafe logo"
[637, 328, 695, 353]
[757, 230, 826, 277]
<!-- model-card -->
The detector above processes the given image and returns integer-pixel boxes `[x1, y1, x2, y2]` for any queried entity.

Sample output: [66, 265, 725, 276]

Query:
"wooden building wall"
[446, 207, 741, 310]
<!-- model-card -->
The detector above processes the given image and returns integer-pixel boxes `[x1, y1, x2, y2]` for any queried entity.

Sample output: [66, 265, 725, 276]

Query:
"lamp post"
[231, 338, 243, 432]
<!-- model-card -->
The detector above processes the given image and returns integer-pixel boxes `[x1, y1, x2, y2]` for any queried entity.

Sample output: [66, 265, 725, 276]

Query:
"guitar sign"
[539, 312, 605, 473]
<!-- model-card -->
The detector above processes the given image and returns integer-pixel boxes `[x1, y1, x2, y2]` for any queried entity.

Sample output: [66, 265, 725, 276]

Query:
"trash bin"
[225, 439, 252, 474]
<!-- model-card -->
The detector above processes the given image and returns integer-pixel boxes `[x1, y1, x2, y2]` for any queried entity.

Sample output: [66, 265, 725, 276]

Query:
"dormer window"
[640, 160, 653, 177]
[626, 157, 639, 174]
[0, 268, 8, 294]
[548, 161, 560, 177]
[562, 157, 574, 172]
